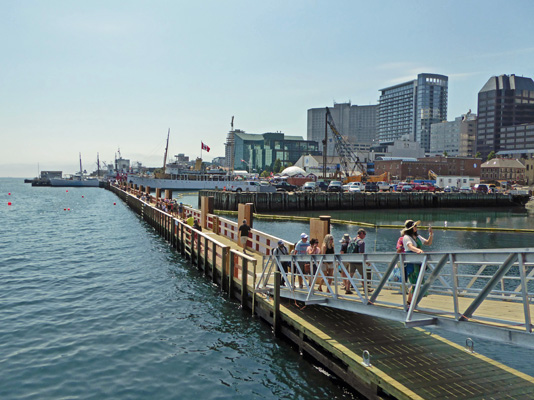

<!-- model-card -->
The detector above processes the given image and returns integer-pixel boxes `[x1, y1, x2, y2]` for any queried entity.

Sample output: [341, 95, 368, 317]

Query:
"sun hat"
[340, 233, 351, 242]
[401, 220, 420, 235]
[300, 233, 308, 239]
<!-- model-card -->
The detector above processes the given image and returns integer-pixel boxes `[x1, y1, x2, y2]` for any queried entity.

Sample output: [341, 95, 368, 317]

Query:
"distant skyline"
[2, 0, 534, 177]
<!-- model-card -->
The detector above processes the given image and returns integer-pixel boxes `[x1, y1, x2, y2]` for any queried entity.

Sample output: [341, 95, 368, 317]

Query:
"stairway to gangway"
[256, 249, 534, 348]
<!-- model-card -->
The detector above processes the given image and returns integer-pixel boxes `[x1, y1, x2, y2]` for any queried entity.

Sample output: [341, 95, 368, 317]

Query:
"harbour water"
[0, 179, 353, 400]
[3, 181, 534, 400]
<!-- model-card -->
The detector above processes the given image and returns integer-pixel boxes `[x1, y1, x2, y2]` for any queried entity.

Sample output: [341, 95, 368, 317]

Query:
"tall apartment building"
[430, 112, 477, 157]
[307, 102, 377, 156]
[476, 74, 534, 159]
[378, 73, 448, 152]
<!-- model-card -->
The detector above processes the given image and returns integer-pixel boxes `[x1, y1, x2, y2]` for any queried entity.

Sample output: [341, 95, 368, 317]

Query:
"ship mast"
[79, 152, 83, 178]
[162, 128, 170, 174]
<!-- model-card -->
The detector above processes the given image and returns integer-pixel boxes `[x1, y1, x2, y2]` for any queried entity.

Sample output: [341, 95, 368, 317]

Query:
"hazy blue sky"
[2, 0, 534, 177]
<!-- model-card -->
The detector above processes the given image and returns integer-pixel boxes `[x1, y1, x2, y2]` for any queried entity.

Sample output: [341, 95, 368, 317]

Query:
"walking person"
[238, 219, 251, 254]
[306, 238, 321, 289]
[272, 240, 290, 286]
[293, 233, 310, 288]
[339, 233, 354, 294]
[318, 234, 335, 292]
[401, 220, 434, 306]
[352, 229, 372, 294]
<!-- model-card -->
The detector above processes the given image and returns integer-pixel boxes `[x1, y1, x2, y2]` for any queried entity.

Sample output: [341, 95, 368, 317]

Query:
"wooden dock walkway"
[110, 184, 534, 399]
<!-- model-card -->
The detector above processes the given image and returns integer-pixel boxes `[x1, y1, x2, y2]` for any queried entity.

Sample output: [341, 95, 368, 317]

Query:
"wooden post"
[164, 189, 172, 200]
[310, 216, 330, 244]
[196, 230, 201, 268]
[200, 196, 214, 229]
[273, 271, 281, 337]
[180, 222, 185, 256]
[237, 203, 254, 229]
[146, 186, 151, 195]
[211, 242, 217, 279]
[203, 237, 208, 271]
[228, 253, 235, 298]
[241, 258, 248, 309]
[220, 247, 229, 286]
[155, 188, 161, 200]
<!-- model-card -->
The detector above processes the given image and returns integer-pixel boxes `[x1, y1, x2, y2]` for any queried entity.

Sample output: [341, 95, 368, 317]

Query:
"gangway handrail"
[256, 249, 534, 348]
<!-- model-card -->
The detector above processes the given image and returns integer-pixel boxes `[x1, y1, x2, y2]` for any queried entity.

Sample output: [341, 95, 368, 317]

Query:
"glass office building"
[476, 74, 534, 159]
[378, 73, 448, 152]
[231, 131, 320, 172]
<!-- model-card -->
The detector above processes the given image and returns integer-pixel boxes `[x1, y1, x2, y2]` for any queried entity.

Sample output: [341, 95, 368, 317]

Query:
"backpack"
[347, 240, 359, 254]
[396, 236, 405, 253]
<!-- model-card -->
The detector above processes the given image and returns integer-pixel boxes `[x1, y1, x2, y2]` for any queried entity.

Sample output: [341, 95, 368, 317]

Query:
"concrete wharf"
[109, 183, 534, 399]
[199, 190, 530, 212]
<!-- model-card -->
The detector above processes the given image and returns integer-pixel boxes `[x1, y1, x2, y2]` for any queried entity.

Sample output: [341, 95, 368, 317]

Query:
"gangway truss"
[256, 249, 534, 348]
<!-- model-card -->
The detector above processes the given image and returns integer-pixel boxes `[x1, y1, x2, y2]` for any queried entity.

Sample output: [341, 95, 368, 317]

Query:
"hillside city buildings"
[216, 72, 534, 185]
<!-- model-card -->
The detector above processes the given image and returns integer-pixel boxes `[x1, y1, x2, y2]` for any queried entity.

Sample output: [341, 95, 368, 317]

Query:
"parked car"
[327, 181, 343, 192]
[401, 184, 413, 192]
[459, 186, 472, 193]
[273, 181, 298, 192]
[316, 181, 329, 192]
[302, 181, 318, 192]
[412, 183, 430, 192]
[376, 181, 393, 192]
[364, 182, 379, 192]
[474, 184, 490, 194]
[444, 186, 459, 193]
[342, 182, 363, 192]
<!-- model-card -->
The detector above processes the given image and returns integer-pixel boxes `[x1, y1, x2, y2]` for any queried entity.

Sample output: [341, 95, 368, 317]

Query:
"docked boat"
[49, 154, 101, 188]
[128, 160, 238, 191]
[127, 130, 246, 191]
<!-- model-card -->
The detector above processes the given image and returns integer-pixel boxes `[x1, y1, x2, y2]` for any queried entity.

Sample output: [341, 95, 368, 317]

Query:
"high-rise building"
[378, 73, 448, 152]
[476, 74, 534, 159]
[430, 112, 477, 157]
[307, 102, 377, 156]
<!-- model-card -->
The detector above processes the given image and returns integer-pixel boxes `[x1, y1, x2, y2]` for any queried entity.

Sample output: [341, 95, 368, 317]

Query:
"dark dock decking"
[199, 190, 530, 212]
[109, 184, 534, 399]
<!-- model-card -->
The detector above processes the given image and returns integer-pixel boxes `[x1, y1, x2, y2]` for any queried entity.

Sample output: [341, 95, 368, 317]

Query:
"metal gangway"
[256, 249, 534, 348]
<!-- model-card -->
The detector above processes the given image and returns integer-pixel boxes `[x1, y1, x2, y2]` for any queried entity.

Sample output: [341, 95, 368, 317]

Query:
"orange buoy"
[8, 193, 11, 195]
[82, 196, 84, 198]
[8, 202, 12, 206]
[114, 202, 116, 205]
[66, 190, 68, 192]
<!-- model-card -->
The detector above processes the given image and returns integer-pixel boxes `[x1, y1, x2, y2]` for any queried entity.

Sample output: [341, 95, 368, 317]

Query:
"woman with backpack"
[401, 220, 433, 306]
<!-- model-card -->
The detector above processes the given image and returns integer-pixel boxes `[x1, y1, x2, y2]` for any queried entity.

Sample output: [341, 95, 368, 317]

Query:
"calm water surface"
[0, 179, 354, 399]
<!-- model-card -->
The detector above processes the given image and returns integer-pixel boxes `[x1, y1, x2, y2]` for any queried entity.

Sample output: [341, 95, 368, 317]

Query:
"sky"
[1, 0, 534, 177]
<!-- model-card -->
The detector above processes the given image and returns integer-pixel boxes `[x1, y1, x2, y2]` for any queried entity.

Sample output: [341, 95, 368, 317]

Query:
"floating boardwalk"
[109, 184, 534, 399]
[199, 190, 530, 212]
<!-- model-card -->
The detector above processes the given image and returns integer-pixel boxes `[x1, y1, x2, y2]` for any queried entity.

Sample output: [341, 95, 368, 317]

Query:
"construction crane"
[325, 107, 366, 182]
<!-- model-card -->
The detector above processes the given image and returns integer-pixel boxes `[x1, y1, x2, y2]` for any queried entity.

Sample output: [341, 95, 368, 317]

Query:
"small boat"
[49, 153, 101, 188]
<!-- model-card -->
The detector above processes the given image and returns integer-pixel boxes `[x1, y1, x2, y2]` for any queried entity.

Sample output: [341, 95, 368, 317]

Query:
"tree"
[273, 159, 282, 173]
[475, 152, 481, 159]
[260, 170, 270, 178]
[487, 151, 496, 161]
[443, 151, 448, 157]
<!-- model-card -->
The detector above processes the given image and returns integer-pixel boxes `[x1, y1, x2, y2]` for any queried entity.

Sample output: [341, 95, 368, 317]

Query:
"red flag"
[201, 142, 210, 152]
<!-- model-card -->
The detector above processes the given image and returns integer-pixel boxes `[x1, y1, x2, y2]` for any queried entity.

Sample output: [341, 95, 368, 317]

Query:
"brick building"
[374, 156, 481, 181]
[481, 158, 525, 184]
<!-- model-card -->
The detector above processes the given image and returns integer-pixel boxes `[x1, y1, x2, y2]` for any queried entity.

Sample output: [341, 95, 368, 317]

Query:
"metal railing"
[256, 249, 534, 348]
